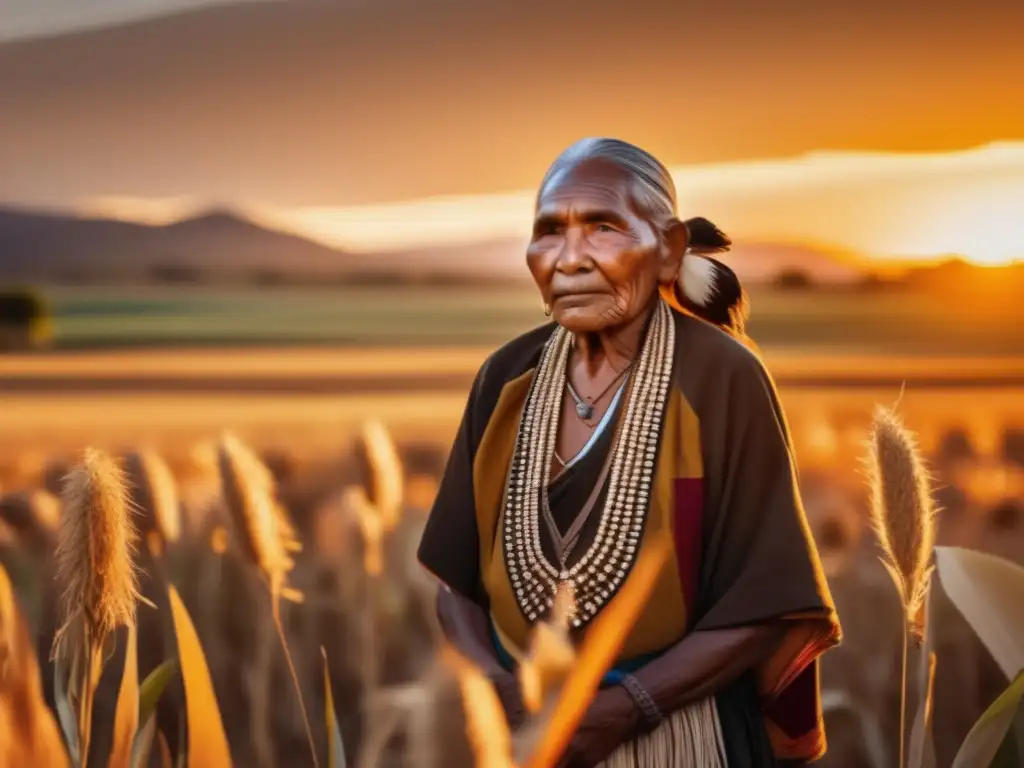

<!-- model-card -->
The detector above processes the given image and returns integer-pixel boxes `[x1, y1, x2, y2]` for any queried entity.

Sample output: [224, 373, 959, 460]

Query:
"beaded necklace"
[501, 299, 675, 629]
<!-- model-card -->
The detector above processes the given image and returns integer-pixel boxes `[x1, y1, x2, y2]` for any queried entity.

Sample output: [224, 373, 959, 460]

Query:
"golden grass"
[0, 564, 69, 768]
[352, 420, 405, 532]
[123, 450, 182, 550]
[518, 589, 576, 716]
[216, 432, 296, 599]
[342, 486, 385, 577]
[865, 405, 939, 642]
[51, 447, 140, 766]
[442, 645, 515, 768]
[107, 623, 139, 768]
[52, 448, 140, 660]
[0, 370, 1018, 768]
[863, 405, 941, 768]
[166, 585, 232, 768]
[215, 431, 317, 766]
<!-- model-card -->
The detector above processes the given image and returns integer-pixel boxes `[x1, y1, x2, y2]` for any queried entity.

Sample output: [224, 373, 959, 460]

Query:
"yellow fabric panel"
[477, 376, 705, 660]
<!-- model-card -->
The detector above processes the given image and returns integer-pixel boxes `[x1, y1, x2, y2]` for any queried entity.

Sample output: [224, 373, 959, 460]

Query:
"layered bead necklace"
[502, 299, 675, 629]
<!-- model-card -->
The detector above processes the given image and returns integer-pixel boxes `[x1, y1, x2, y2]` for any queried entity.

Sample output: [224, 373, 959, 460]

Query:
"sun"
[896, 194, 1024, 268]
[961, 251, 1020, 267]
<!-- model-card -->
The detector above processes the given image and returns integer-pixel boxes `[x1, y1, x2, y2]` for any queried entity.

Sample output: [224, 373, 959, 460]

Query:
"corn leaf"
[0, 563, 71, 768]
[524, 532, 673, 768]
[990, 705, 1024, 768]
[108, 622, 140, 768]
[322, 648, 346, 768]
[167, 585, 232, 767]
[934, 546, 1024, 680]
[139, 660, 177, 731]
[952, 670, 1024, 768]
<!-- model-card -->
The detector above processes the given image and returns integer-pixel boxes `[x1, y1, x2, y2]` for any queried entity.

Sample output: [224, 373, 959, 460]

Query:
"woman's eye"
[595, 223, 616, 233]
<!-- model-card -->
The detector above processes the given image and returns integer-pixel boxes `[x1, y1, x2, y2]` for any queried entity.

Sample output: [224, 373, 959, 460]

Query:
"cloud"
[79, 143, 1024, 265]
[0, 0, 281, 41]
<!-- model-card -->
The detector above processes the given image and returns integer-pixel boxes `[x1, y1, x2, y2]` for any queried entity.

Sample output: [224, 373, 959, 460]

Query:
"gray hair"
[537, 137, 678, 220]
[535, 137, 747, 337]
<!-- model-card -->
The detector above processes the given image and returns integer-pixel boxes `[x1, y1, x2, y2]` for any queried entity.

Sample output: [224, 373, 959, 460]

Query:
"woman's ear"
[658, 218, 689, 285]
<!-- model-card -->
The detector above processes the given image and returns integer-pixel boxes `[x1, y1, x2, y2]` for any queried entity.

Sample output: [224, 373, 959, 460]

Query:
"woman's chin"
[553, 306, 616, 333]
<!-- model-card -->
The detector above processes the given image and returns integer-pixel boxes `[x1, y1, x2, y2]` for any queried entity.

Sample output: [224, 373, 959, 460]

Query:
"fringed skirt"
[598, 674, 781, 768]
[598, 697, 727, 768]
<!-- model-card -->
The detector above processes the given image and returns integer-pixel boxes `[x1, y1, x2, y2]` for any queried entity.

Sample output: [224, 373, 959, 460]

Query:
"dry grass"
[51, 448, 139, 660]
[123, 449, 182, 552]
[865, 405, 940, 642]
[352, 420, 405, 532]
[216, 432, 298, 601]
[0, 401, 1020, 768]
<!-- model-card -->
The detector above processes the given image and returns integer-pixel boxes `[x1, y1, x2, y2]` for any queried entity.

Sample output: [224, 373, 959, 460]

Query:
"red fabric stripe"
[763, 661, 820, 739]
[671, 477, 704, 624]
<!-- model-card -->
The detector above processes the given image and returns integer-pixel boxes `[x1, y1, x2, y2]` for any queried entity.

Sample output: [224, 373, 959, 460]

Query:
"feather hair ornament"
[670, 217, 750, 338]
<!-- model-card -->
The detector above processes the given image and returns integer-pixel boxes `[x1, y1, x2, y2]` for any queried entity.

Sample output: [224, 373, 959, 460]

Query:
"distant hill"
[0, 204, 874, 286]
[0, 205, 360, 283]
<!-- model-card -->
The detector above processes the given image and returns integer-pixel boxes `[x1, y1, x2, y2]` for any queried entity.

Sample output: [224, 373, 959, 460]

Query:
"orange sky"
[83, 144, 1024, 266]
[2, 0, 1023, 263]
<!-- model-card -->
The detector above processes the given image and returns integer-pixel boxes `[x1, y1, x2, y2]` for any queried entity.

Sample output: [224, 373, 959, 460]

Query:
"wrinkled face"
[527, 158, 681, 334]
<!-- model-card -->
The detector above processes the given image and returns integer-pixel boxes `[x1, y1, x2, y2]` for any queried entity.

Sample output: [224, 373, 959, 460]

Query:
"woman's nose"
[556, 228, 591, 273]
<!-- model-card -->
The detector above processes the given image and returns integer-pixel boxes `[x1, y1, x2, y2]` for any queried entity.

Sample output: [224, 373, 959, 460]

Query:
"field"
[37, 283, 1024, 355]
[2, 283, 1023, 768]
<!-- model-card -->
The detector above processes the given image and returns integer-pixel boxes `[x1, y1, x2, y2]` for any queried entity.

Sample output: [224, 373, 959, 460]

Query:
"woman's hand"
[560, 686, 640, 768]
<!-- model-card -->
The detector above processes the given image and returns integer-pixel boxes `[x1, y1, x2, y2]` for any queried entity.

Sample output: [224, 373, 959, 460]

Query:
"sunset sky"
[1, 0, 1022, 264]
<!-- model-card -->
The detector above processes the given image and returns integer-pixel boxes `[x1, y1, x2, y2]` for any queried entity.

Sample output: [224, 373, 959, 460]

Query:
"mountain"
[0, 205, 355, 283]
[0, 204, 868, 285]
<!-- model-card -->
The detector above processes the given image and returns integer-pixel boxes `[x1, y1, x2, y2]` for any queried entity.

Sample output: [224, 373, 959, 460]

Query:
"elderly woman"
[417, 138, 841, 767]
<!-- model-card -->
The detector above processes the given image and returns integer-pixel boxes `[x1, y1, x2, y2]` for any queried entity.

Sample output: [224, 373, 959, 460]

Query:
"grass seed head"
[123, 449, 182, 545]
[864, 405, 939, 641]
[341, 485, 384, 576]
[216, 432, 296, 595]
[353, 420, 404, 532]
[52, 447, 140, 660]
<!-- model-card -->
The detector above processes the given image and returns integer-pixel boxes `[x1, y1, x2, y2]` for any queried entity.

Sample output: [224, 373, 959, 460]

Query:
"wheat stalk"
[353, 420, 404, 532]
[122, 449, 181, 558]
[863, 404, 939, 768]
[443, 645, 516, 768]
[51, 448, 140, 767]
[215, 432, 318, 768]
[518, 590, 576, 716]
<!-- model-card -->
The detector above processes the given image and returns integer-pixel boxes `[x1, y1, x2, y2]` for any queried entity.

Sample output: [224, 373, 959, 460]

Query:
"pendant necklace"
[540, 414, 619, 623]
[565, 362, 632, 423]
